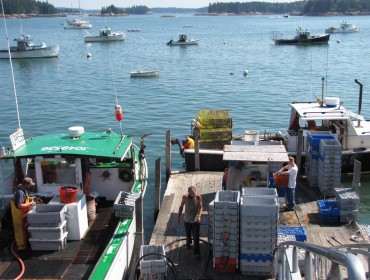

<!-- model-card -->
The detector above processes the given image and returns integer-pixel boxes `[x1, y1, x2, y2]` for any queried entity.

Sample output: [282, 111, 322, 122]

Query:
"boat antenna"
[1, 0, 22, 129]
[325, 44, 329, 96]
[108, 46, 123, 135]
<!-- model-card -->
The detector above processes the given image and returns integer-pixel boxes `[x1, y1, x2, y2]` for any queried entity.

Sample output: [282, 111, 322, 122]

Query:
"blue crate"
[317, 200, 340, 224]
[317, 200, 340, 214]
[240, 253, 273, 262]
[277, 226, 307, 242]
[309, 136, 336, 152]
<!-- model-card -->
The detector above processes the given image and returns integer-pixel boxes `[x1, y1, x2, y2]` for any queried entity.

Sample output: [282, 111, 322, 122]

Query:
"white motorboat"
[325, 21, 360, 34]
[64, 18, 92, 29]
[130, 70, 160, 77]
[167, 34, 199, 46]
[0, 34, 59, 59]
[84, 26, 125, 42]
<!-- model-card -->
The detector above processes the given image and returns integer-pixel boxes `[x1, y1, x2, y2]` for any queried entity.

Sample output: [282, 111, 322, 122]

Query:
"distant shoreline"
[4, 11, 370, 18]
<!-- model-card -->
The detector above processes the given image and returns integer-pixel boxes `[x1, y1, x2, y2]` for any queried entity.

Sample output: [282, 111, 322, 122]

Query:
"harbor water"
[1, 14, 370, 242]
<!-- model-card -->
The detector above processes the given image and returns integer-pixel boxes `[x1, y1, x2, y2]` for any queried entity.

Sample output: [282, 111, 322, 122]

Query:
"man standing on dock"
[178, 186, 203, 258]
[277, 157, 298, 211]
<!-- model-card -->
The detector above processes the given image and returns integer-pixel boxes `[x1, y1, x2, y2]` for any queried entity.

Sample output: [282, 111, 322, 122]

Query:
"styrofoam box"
[140, 245, 167, 274]
[29, 232, 68, 251]
[27, 204, 67, 227]
[28, 220, 67, 240]
[242, 187, 277, 197]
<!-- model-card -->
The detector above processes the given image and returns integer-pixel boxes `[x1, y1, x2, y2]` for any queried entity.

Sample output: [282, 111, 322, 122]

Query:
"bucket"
[273, 173, 289, 188]
[58, 186, 78, 204]
[86, 195, 96, 222]
[244, 130, 259, 141]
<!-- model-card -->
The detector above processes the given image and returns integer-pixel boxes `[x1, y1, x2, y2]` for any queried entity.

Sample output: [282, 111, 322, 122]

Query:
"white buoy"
[243, 69, 249, 76]
[87, 53, 92, 58]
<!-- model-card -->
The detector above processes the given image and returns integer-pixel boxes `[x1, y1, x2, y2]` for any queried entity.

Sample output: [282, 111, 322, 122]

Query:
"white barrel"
[244, 130, 259, 141]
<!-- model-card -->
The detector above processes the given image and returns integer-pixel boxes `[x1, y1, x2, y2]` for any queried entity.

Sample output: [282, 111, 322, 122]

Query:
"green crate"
[196, 109, 232, 129]
[199, 127, 232, 142]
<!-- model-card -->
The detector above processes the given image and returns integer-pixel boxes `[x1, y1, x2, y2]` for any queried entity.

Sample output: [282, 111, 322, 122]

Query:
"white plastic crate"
[29, 232, 68, 251]
[140, 245, 167, 275]
[28, 220, 67, 240]
[240, 197, 278, 216]
[214, 190, 240, 208]
[27, 204, 67, 227]
[113, 191, 140, 219]
[240, 260, 273, 276]
[335, 188, 360, 210]
[340, 209, 359, 223]
[242, 187, 277, 197]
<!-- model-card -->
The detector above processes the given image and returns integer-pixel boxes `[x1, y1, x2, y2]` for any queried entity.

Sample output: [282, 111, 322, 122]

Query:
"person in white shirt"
[277, 157, 298, 211]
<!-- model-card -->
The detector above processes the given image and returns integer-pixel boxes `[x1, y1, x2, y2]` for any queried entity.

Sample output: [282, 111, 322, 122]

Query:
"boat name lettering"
[41, 146, 87, 151]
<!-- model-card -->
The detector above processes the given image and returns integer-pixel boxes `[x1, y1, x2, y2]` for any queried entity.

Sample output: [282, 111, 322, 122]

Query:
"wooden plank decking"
[150, 171, 369, 279]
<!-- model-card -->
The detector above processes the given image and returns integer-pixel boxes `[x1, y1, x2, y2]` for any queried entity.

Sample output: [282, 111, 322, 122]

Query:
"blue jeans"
[286, 188, 295, 209]
[184, 222, 200, 255]
[176, 138, 186, 149]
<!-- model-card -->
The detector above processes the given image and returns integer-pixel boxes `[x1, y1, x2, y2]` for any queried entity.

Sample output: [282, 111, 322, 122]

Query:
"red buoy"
[115, 105, 123, 121]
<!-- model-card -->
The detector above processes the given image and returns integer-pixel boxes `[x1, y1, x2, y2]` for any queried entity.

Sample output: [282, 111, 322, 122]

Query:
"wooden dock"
[149, 171, 369, 279]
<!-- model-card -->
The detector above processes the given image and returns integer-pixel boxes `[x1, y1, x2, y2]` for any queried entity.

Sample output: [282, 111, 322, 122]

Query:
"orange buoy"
[115, 105, 123, 121]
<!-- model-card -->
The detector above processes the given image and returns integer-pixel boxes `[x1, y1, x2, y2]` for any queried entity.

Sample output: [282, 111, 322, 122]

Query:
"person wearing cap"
[11, 177, 36, 250]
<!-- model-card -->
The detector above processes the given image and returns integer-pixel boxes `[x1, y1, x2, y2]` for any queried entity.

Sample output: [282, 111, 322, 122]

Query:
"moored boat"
[167, 34, 199, 46]
[0, 34, 59, 59]
[272, 26, 330, 45]
[84, 26, 125, 42]
[129, 70, 160, 77]
[325, 21, 360, 34]
[64, 18, 92, 29]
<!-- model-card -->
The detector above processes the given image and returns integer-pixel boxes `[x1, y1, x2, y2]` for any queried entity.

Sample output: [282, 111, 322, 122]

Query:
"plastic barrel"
[86, 195, 96, 222]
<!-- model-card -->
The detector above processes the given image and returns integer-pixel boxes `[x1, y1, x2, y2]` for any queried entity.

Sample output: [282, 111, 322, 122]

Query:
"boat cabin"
[16, 34, 34, 51]
[179, 34, 188, 42]
[283, 97, 370, 154]
[100, 26, 112, 36]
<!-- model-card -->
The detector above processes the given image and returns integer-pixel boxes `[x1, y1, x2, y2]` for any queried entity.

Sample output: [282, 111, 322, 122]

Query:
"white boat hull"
[84, 33, 125, 42]
[168, 40, 198, 46]
[64, 24, 92, 30]
[0, 45, 59, 59]
[130, 70, 160, 77]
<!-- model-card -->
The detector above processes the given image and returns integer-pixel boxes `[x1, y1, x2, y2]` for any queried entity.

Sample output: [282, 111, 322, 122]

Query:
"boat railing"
[274, 241, 369, 280]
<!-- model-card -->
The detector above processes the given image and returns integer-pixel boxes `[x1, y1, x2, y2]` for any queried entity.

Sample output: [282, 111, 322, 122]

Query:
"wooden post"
[193, 127, 200, 171]
[154, 158, 161, 222]
[296, 129, 303, 174]
[165, 129, 171, 182]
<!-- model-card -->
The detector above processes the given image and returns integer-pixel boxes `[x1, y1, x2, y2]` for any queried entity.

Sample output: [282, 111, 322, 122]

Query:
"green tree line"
[1, 0, 58, 14]
[208, 0, 370, 15]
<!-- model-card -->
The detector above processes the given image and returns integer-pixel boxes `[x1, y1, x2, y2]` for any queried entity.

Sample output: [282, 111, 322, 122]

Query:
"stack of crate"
[27, 204, 68, 251]
[140, 244, 167, 280]
[318, 139, 342, 196]
[208, 200, 214, 245]
[239, 190, 279, 277]
[317, 200, 340, 224]
[213, 190, 239, 272]
[335, 188, 360, 224]
[196, 109, 232, 148]
[305, 131, 335, 188]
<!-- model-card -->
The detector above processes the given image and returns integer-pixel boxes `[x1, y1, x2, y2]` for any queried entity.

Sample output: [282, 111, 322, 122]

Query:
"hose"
[11, 241, 25, 280]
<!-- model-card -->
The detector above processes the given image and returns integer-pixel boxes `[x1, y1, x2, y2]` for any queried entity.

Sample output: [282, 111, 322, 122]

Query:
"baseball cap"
[22, 177, 35, 186]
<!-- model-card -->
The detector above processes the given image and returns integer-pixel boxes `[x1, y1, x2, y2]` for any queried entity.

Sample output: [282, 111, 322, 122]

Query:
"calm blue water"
[1, 14, 370, 241]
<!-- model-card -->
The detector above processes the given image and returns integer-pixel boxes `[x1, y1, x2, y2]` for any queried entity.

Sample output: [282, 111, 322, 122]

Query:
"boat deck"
[149, 171, 369, 279]
[0, 200, 118, 280]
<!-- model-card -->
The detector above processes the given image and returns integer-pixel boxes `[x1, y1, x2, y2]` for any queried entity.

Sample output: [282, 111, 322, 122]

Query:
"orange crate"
[214, 257, 237, 272]
[273, 173, 289, 188]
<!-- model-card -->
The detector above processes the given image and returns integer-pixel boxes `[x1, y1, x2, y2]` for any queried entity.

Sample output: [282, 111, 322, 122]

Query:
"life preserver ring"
[119, 170, 133, 182]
